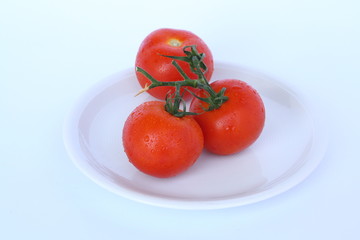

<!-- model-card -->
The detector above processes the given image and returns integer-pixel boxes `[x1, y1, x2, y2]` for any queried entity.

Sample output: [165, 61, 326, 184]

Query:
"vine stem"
[135, 45, 229, 116]
[135, 61, 216, 99]
[135, 65, 198, 91]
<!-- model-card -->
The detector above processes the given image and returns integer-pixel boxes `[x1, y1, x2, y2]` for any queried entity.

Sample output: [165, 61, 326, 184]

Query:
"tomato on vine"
[126, 36, 266, 178]
[122, 101, 204, 178]
[189, 79, 265, 155]
[135, 28, 213, 100]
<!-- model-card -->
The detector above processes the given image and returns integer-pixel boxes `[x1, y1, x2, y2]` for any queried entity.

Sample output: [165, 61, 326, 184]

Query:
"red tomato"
[135, 28, 214, 100]
[190, 79, 265, 155]
[122, 101, 204, 178]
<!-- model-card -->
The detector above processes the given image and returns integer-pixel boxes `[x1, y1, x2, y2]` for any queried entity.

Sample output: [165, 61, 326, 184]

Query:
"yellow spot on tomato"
[168, 39, 182, 47]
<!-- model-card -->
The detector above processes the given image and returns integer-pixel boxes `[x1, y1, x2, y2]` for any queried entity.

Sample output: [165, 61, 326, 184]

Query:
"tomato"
[190, 79, 265, 155]
[122, 101, 204, 178]
[135, 28, 214, 100]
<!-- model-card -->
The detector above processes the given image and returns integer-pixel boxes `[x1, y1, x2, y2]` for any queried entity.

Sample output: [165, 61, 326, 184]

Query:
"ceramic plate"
[63, 62, 327, 210]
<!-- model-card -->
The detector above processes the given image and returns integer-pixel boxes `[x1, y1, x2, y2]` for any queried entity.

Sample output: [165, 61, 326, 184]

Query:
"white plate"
[63, 62, 328, 210]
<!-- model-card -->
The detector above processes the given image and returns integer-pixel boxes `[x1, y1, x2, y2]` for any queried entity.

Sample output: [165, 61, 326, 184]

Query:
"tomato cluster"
[123, 28, 265, 178]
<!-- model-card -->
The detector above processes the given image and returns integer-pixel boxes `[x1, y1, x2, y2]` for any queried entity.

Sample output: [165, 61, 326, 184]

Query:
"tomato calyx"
[189, 87, 228, 112]
[136, 45, 228, 116]
[160, 45, 209, 76]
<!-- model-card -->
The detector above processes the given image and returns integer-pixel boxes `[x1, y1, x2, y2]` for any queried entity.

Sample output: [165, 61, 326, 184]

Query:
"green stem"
[135, 45, 229, 116]
[136, 66, 198, 90]
[171, 61, 191, 80]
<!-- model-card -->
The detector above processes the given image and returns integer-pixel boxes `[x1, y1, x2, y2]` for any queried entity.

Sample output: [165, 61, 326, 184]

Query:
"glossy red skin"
[135, 28, 214, 100]
[122, 101, 204, 178]
[190, 79, 265, 155]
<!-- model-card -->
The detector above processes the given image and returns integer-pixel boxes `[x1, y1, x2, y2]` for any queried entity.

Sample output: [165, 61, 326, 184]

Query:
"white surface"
[63, 63, 327, 209]
[1, 0, 360, 239]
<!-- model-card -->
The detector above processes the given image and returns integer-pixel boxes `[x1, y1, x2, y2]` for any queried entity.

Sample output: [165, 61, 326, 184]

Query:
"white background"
[1, 0, 360, 239]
